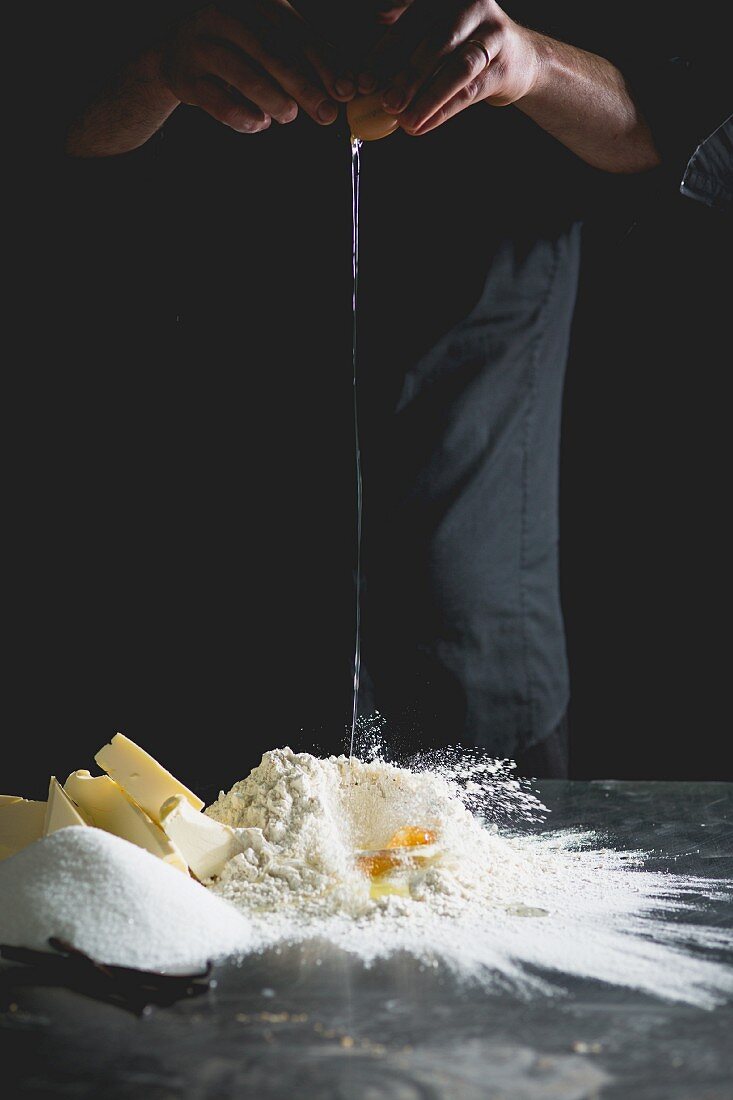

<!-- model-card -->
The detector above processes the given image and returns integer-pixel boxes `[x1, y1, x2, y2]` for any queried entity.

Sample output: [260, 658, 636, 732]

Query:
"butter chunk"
[64, 770, 188, 873]
[43, 777, 90, 836]
[160, 795, 241, 880]
[95, 733, 203, 824]
[0, 798, 46, 861]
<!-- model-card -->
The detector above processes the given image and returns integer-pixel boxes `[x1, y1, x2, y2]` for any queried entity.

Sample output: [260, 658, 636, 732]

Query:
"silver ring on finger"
[465, 38, 491, 70]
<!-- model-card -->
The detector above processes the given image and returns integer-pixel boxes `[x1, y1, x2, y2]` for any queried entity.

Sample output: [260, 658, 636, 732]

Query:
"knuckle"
[429, 28, 458, 56]
[442, 27, 463, 53]
[454, 53, 475, 81]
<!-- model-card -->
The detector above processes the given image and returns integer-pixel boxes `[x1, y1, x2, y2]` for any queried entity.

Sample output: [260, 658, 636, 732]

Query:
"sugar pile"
[206, 748, 733, 1010]
[0, 827, 251, 972]
[1, 750, 731, 1008]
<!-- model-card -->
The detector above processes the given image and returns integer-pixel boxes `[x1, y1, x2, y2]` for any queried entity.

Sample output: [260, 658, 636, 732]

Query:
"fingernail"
[382, 88, 405, 113]
[335, 78, 355, 98]
[317, 101, 338, 124]
[358, 73, 377, 93]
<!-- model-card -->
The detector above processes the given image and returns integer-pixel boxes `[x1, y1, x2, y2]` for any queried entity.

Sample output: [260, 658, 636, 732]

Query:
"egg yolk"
[386, 826, 438, 849]
[356, 825, 438, 878]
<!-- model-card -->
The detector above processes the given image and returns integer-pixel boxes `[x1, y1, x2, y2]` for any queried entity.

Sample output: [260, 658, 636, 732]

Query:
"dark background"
[4, 8, 731, 796]
[563, 192, 731, 781]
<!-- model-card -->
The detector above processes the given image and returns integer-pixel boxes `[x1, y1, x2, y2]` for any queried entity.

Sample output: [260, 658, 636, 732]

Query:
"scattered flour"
[1, 749, 731, 1009]
[0, 827, 251, 973]
[205, 748, 733, 1010]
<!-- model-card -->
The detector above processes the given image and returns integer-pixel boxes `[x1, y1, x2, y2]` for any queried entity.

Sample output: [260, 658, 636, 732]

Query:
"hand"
[358, 0, 541, 136]
[161, 2, 354, 134]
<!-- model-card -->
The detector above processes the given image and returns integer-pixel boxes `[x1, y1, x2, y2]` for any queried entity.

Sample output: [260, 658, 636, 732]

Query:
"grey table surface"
[2, 780, 732, 1099]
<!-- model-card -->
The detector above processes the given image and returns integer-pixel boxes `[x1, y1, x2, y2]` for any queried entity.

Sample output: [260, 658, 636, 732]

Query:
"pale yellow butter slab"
[94, 733, 203, 824]
[0, 798, 46, 861]
[64, 770, 188, 873]
[160, 795, 240, 880]
[43, 776, 90, 836]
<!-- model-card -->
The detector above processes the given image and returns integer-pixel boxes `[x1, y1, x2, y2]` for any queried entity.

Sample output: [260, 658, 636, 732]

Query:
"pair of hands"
[161, 0, 540, 137]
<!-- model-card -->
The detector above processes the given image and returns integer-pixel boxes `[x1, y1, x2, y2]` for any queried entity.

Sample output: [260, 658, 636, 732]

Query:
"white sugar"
[1, 752, 731, 1009]
[0, 827, 251, 973]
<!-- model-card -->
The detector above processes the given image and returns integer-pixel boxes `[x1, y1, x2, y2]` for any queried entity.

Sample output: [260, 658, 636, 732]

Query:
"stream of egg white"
[349, 137, 363, 760]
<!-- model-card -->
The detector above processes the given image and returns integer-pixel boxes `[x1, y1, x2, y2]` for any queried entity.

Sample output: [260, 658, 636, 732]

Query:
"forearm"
[515, 31, 661, 175]
[66, 49, 180, 158]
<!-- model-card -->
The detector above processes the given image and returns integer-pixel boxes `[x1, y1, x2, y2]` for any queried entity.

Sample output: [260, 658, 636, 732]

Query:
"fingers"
[205, 5, 339, 124]
[305, 42, 354, 102]
[409, 84, 480, 134]
[379, 13, 477, 114]
[358, 0, 439, 92]
[252, 0, 354, 101]
[191, 76, 271, 133]
[259, 49, 339, 123]
[202, 40, 298, 124]
[398, 34, 498, 133]
[379, 45, 447, 114]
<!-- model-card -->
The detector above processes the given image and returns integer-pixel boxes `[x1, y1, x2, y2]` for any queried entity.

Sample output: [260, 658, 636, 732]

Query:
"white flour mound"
[0, 827, 251, 972]
[1, 752, 730, 1007]
[206, 748, 733, 1010]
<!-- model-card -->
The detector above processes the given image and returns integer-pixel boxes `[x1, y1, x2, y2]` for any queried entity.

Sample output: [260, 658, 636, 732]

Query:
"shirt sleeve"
[619, 50, 732, 197]
[680, 115, 733, 211]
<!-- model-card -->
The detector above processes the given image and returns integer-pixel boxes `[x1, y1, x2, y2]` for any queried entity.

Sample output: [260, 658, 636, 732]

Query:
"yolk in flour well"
[387, 826, 438, 848]
[355, 826, 439, 879]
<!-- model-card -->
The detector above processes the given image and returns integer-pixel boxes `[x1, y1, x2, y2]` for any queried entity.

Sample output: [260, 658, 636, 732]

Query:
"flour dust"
[204, 740, 733, 1011]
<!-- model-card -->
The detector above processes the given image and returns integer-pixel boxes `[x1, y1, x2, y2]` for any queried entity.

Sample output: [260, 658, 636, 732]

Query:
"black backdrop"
[563, 191, 731, 781]
[4, 9, 731, 796]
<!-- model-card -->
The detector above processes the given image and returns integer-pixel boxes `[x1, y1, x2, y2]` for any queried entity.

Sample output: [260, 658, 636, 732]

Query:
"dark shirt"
[680, 114, 733, 210]
[11, 3, 728, 779]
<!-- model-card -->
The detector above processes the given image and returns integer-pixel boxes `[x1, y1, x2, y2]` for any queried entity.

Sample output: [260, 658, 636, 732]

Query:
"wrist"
[66, 46, 181, 158]
[512, 26, 550, 106]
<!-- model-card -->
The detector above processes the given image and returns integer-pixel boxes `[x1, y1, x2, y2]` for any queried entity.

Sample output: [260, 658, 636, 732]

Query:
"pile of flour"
[206, 748, 733, 1009]
[0, 827, 250, 973]
[205, 748, 497, 918]
[0, 750, 730, 1007]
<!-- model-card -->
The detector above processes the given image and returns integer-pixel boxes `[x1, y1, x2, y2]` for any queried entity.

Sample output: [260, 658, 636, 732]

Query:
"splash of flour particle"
[410, 745, 548, 827]
[349, 713, 548, 826]
[205, 748, 733, 1010]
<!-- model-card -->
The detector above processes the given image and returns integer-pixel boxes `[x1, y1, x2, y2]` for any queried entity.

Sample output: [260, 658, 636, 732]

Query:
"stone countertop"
[1, 780, 732, 1099]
